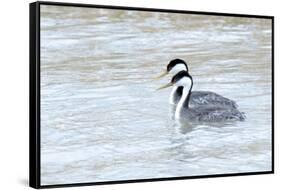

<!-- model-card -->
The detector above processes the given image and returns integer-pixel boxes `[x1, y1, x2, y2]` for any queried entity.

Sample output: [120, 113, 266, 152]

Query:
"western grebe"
[158, 71, 245, 122]
[156, 58, 238, 109]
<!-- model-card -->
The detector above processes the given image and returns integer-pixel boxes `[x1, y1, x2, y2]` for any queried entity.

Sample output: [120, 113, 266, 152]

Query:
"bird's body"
[169, 86, 238, 109]
[176, 98, 245, 122]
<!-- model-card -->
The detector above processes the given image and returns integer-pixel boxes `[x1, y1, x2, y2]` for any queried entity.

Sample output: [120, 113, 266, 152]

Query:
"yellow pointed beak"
[154, 70, 168, 80]
[156, 82, 173, 90]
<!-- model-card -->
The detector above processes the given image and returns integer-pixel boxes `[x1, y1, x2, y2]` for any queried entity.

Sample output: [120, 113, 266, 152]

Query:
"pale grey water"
[40, 5, 272, 185]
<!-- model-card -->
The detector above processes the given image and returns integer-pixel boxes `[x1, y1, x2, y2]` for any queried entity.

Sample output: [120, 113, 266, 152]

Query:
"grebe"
[156, 58, 237, 109]
[158, 71, 245, 122]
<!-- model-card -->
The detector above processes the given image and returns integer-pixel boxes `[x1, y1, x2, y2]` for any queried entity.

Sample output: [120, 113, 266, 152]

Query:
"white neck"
[170, 64, 187, 74]
[174, 77, 192, 119]
[175, 86, 190, 119]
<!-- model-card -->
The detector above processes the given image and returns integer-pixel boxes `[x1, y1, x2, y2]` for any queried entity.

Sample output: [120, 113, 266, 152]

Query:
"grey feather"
[172, 87, 238, 109]
[179, 106, 246, 122]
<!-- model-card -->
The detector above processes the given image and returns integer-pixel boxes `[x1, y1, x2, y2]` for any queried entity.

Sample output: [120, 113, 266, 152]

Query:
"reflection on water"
[40, 5, 272, 185]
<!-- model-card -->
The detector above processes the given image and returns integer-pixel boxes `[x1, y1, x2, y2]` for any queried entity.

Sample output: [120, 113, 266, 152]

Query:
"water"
[40, 5, 272, 185]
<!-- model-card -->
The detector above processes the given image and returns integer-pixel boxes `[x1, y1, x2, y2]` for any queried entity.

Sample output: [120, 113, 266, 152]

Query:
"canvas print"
[38, 4, 272, 186]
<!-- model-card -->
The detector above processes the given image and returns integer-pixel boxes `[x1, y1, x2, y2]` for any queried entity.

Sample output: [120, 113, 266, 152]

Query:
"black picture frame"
[29, 1, 274, 189]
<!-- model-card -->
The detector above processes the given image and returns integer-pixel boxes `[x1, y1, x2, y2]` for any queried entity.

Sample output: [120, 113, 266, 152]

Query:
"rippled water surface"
[40, 5, 272, 185]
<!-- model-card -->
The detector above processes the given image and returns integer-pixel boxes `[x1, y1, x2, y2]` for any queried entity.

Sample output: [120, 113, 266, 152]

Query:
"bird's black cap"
[171, 70, 192, 84]
[167, 59, 188, 72]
